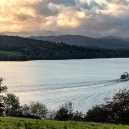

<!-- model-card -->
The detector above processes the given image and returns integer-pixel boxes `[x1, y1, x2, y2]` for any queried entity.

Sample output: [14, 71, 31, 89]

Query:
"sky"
[0, 0, 129, 37]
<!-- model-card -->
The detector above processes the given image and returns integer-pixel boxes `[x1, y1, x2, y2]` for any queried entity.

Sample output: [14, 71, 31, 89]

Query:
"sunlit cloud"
[76, 11, 87, 18]
[57, 14, 80, 28]
[0, 0, 129, 36]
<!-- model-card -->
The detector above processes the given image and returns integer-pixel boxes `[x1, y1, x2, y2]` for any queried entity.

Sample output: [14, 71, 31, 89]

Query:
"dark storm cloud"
[31, 1, 59, 17]
[81, 12, 129, 34]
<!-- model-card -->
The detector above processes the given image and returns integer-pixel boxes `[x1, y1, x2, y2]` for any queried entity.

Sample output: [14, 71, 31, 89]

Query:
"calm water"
[0, 58, 129, 113]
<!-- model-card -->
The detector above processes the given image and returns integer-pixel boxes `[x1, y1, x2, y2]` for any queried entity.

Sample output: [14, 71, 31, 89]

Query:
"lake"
[0, 58, 129, 113]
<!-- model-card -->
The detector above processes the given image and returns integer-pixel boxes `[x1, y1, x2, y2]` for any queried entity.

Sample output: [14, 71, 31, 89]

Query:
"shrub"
[3, 93, 21, 116]
[29, 102, 48, 119]
[85, 89, 129, 124]
[72, 111, 84, 121]
[85, 105, 108, 122]
[54, 102, 74, 121]
[0, 77, 7, 116]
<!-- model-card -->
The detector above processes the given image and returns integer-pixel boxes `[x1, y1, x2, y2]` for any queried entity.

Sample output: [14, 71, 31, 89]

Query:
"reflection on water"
[0, 58, 129, 113]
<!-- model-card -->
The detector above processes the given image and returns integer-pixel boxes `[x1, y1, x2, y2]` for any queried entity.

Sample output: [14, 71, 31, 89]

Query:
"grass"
[0, 117, 129, 129]
[0, 51, 23, 56]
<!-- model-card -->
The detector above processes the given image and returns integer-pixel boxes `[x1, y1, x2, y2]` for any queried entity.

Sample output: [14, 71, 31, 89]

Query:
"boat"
[120, 72, 129, 81]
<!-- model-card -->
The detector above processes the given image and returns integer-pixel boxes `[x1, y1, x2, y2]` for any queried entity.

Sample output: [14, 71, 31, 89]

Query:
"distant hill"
[0, 35, 129, 61]
[101, 36, 129, 43]
[2, 29, 102, 38]
[30, 35, 129, 49]
[3, 30, 58, 37]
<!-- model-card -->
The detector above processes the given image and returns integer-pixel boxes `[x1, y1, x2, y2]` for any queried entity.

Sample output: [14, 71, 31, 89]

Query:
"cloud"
[76, 12, 129, 36]
[0, 0, 129, 37]
[32, 1, 59, 17]
[46, 0, 76, 6]
[80, 1, 108, 10]
[106, 0, 129, 5]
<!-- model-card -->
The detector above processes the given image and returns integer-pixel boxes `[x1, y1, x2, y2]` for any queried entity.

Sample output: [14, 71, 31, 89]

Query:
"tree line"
[1, 78, 129, 124]
[0, 35, 129, 61]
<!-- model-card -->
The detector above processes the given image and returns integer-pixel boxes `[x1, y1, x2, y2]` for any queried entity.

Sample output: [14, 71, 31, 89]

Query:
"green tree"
[103, 89, 129, 124]
[30, 102, 48, 118]
[21, 104, 31, 116]
[0, 77, 7, 116]
[85, 89, 129, 124]
[54, 102, 74, 121]
[85, 105, 108, 122]
[72, 111, 84, 121]
[0, 78, 7, 93]
[3, 93, 20, 116]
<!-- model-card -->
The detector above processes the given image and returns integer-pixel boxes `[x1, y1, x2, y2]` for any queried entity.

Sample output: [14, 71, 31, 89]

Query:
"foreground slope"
[0, 117, 129, 129]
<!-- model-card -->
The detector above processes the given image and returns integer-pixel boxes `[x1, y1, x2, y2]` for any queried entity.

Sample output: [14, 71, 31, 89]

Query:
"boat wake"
[43, 78, 126, 105]
[13, 76, 129, 113]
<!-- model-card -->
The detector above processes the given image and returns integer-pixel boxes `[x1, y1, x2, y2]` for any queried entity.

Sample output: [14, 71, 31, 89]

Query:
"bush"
[28, 102, 48, 119]
[85, 89, 129, 124]
[0, 77, 7, 116]
[54, 102, 74, 121]
[22, 102, 48, 119]
[72, 111, 84, 121]
[85, 105, 108, 122]
[3, 93, 21, 116]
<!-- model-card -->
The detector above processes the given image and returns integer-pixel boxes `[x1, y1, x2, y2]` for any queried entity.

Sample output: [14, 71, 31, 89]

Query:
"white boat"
[120, 72, 129, 81]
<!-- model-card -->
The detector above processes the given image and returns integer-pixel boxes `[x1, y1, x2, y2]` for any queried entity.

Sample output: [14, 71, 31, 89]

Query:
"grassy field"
[0, 51, 23, 56]
[0, 117, 129, 129]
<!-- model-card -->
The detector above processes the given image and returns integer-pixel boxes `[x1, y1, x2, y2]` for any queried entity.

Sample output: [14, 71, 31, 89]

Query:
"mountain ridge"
[30, 35, 129, 49]
[1, 29, 102, 38]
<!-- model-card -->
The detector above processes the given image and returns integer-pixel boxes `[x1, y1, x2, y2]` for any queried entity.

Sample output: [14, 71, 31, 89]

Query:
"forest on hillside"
[0, 35, 129, 61]
[30, 35, 129, 49]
